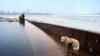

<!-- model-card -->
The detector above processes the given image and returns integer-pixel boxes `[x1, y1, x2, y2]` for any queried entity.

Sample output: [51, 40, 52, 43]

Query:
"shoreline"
[0, 17, 19, 22]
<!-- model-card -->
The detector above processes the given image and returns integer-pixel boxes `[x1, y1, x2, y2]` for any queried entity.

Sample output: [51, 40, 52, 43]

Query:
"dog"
[61, 36, 80, 55]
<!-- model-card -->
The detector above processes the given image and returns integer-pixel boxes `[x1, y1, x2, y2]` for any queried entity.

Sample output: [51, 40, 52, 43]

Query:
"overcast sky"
[0, 0, 100, 14]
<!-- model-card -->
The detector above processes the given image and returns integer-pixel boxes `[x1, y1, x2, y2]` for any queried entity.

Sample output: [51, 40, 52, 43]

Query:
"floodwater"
[0, 21, 65, 56]
[0, 22, 33, 56]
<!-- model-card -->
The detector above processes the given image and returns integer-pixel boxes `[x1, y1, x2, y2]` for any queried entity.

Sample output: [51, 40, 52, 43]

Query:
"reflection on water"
[0, 22, 33, 56]
[0, 20, 66, 56]
[19, 20, 25, 26]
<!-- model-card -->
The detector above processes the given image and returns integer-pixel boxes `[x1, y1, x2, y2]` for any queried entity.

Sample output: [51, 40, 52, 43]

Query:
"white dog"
[61, 36, 80, 54]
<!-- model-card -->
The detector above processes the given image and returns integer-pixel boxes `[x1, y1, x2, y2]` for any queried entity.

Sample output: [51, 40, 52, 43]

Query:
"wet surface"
[25, 21, 65, 56]
[0, 20, 66, 56]
[0, 22, 33, 56]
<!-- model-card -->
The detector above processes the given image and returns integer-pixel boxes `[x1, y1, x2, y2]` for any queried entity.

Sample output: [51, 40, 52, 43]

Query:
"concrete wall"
[29, 21, 100, 56]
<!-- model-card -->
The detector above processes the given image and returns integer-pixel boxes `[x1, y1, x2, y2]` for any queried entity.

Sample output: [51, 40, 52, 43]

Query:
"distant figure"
[19, 14, 25, 21]
[19, 14, 25, 26]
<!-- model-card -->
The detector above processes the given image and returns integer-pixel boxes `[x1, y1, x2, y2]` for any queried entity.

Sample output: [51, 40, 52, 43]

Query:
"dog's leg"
[65, 44, 69, 54]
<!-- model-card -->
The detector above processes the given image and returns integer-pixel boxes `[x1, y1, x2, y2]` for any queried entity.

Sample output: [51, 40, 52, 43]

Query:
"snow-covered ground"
[0, 15, 100, 34]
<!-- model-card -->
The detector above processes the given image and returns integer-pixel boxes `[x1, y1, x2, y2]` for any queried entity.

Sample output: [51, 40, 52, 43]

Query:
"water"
[0, 22, 33, 56]
[0, 20, 65, 56]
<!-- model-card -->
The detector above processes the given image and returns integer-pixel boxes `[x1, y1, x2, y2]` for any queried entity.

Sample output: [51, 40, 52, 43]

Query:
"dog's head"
[61, 36, 66, 42]
[61, 36, 69, 43]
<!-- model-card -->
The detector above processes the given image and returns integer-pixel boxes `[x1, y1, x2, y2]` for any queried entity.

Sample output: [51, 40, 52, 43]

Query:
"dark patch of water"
[0, 22, 33, 56]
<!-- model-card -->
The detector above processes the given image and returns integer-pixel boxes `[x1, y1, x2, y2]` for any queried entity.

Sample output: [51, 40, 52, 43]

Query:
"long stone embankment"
[28, 20, 100, 56]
